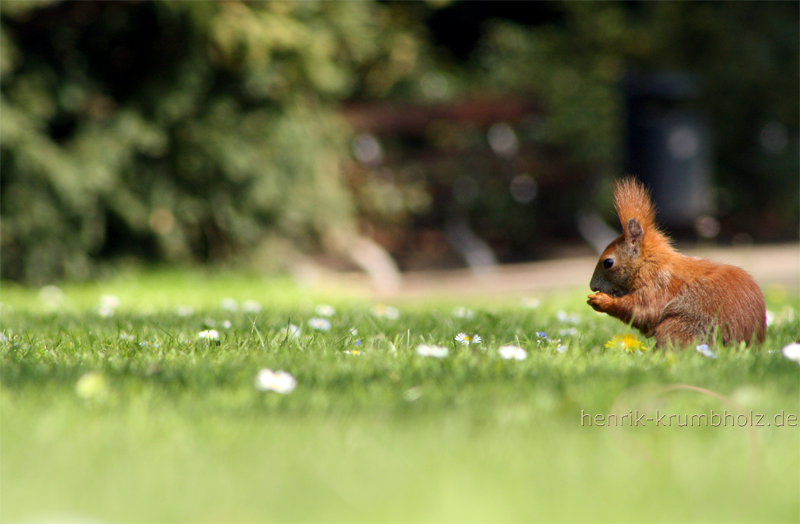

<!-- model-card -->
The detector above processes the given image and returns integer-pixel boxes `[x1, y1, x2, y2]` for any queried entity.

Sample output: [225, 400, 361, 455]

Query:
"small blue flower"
[695, 344, 717, 359]
[535, 332, 550, 343]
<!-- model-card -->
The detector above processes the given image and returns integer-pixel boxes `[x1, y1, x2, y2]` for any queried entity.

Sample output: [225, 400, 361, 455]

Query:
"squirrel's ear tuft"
[626, 218, 643, 243]
[614, 177, 655, 233]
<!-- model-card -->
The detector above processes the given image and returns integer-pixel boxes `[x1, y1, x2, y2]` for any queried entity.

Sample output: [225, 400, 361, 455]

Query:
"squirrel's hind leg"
[653, 316, 707, 349]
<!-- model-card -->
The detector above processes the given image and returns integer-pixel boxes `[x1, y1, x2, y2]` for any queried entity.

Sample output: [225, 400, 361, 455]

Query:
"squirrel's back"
[658, 254, 766, 344]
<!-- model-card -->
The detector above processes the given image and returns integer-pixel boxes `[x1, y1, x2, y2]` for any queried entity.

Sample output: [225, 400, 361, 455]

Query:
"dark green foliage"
[1, 1, 390, 283]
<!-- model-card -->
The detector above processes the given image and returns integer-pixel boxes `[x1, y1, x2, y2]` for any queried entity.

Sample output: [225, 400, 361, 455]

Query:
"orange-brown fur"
[587, 178, 766, 348]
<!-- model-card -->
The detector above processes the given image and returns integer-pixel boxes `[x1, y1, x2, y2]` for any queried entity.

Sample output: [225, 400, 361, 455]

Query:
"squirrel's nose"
[591, 286, 599, 292]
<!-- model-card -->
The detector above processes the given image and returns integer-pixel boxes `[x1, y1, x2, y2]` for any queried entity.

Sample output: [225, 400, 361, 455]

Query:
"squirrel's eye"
[603, 258, 614, 269]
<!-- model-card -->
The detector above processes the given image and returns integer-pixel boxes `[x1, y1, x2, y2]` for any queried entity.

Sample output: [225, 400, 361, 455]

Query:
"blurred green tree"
[1, 0, 432, 283]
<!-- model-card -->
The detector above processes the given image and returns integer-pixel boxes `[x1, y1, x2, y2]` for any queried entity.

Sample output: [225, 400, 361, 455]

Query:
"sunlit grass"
[1, 270, 798, 522]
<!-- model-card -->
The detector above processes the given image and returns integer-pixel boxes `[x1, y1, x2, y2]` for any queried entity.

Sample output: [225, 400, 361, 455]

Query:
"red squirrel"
[587, 178, 766, 347]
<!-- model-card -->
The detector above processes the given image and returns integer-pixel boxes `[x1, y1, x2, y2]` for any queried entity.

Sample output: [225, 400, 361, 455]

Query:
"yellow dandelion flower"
[605, 334, 646, 353]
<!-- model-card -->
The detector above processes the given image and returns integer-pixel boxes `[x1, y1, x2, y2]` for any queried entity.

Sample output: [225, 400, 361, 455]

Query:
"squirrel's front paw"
[587, 292, 613, 312]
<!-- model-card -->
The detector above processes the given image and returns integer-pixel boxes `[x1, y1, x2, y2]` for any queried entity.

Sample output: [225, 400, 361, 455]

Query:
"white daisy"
[95, 295, 118, 317]
[254, 368, 297, 394]
[198, 329, 220, 341]
[416, 344, 449, 358]
[781, 343, 800, 362]
[372, 304, 400, 319]
[308, 318, 332, 331]
[455, 333, 481, 345]
[498, 345, 527, 360]
[220, 320, 232, 329]
[315, 304, 336, 317]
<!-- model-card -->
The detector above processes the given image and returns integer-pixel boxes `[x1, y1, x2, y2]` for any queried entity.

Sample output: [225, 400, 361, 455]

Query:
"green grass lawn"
[2, 270, 798, 522]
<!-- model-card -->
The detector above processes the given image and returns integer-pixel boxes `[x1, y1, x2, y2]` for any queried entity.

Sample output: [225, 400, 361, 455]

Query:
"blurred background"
[1, 0, 797, 286]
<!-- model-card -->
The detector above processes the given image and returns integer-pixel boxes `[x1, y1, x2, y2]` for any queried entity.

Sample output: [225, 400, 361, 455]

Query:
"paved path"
[320, 243, 799, 300]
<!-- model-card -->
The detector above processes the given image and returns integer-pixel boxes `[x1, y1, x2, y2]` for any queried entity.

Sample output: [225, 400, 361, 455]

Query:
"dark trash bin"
[625, 72, 713, 230]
